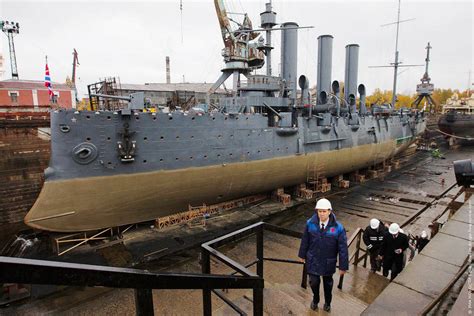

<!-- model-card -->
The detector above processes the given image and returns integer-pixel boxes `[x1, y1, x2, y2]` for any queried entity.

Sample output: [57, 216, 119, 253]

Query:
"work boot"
[310, 301, 318, 311]
[323, 303, 331, 312]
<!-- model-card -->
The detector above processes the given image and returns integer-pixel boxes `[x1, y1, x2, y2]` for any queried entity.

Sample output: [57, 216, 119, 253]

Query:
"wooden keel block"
[338, 180, 350, 188]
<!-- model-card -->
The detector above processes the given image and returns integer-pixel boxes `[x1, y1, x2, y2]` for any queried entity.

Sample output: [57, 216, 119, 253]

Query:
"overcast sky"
[1, 0, 472, 98]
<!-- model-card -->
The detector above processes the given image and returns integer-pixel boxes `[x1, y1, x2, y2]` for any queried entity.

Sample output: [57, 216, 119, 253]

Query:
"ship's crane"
[208, 0, 265, 97]
[1, 20, 20, 80]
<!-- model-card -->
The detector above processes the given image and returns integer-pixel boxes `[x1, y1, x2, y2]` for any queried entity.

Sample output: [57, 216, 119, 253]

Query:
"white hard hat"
[370, 218, 380, 229]
[389, 223, 400, 235]
[315, 198, 332, 210]
[421, 231, 427, 238]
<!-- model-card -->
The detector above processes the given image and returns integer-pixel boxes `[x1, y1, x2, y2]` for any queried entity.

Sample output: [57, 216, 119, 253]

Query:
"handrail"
[419, 257, 471, 315]
[0, 255, 263, 316]
[201, 221, 307, 316]
[0, 256, 261, 289]
[347, 227, 364, 247]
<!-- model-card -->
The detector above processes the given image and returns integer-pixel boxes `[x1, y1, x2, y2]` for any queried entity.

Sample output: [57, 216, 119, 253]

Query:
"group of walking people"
[363, 218, 430, 280]
[298, 198, 430, 312]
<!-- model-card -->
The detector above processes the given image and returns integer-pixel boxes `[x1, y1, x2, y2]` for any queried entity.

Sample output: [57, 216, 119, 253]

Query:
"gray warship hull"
[24, 110, 425, 232]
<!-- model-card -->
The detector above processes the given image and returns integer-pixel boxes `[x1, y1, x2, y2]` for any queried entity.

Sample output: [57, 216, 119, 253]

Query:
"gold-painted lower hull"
[25, 140, 408, 232]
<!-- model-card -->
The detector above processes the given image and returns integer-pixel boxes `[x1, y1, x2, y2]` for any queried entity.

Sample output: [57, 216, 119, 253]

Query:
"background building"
[0, 79, 75, 119]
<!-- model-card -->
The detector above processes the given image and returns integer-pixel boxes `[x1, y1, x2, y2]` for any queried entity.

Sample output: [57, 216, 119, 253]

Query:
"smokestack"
[316, 35, 333, 104]
[344, 44, 359, 112]
[166, 56, 171, 84]
[281, 22, 298, 101]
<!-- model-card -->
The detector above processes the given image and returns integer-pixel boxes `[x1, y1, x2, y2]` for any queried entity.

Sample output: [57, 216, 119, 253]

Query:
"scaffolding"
[87, 77, 124, 111]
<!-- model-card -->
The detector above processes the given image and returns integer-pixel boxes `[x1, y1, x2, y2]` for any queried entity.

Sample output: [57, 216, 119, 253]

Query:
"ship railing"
[201, 221, 306, 316]
[0, 255, 262, 316]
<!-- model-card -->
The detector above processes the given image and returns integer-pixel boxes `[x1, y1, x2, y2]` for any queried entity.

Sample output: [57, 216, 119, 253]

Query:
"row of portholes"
[87, 133, 260, 142]
[104, 147, 291, 165]
[84, 115, 250, 121]
[134, 147, 290, 164]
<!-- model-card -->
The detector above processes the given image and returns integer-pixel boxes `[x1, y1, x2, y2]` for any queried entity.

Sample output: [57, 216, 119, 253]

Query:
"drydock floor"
[2, 143, 473, 315]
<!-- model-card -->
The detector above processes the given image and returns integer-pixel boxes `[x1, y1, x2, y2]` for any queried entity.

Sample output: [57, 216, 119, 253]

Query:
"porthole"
[175, 158, 179, 160]
[212, 117, 216, 121]
[86, 137, 91, 141]
[217, 154, 221, 158]
[153, 117, 157, 121]
[204, 155, 208, 159]
[191, 135, 194, 139]
[176, 136, 180, 139]
[135, 116, 140, 120]
[107, 137, 111, 141]
[229, 153, 233, 156]
[192, 117, 195, 120]
[160, 158, 164, 162]
[107, 116, 111, 120]
[143, 160, 147, 163]
[190, 156, 193, 160]
[160, 136, 164, 140]
[144, 137, 148, 141]
[169, 117, 173, 120]
[86, 115, 90, 119]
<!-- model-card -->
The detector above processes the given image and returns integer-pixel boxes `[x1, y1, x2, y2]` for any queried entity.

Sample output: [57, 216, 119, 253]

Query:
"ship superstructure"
[438, 93, 474, 140]
[24, 3, 426, 232]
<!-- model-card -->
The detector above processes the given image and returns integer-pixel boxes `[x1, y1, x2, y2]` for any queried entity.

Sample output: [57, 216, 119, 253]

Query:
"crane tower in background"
[1, 20, 20, 80]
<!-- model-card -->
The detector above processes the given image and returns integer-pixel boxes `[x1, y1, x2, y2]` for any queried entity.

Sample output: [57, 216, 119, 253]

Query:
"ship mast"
[391, 0, 402, 107]
[369, 0, 422, 107]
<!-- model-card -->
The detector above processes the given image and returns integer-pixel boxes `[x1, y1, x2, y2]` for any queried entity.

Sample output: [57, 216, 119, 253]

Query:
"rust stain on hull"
[25, 140, 407, 232]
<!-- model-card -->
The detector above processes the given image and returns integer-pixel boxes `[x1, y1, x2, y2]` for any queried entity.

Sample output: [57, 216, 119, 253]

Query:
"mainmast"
[391, 0, 402, 107]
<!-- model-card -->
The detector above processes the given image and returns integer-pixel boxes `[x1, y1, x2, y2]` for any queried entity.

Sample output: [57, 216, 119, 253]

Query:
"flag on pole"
[44, 62, 53, 98]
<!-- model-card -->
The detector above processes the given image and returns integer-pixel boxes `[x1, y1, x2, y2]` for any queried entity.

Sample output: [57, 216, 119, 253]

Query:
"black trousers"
[309, 274, 334, 305]
[369, 250, 381, 272]
[383, 255, 404, 281]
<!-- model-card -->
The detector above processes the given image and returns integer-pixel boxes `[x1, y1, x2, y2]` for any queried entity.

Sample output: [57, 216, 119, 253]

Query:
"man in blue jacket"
[298, 198, 349, 312]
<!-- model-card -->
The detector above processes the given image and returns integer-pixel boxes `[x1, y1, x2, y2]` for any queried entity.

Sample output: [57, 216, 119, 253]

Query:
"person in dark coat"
[417, 230, 430, 253]
[379, 223, 409, 281]
[298, 198, 349, 312]
[363, 218, 386, 272]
